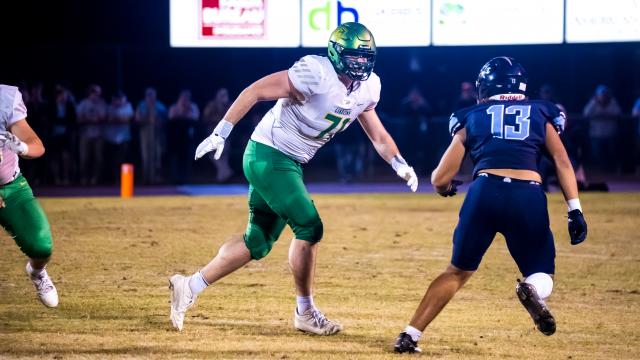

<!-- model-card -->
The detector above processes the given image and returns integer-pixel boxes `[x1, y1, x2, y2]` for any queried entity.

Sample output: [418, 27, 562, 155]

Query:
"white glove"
[194, 120, 234, 160]
[0, 131, 28, 156]
[391, 155, 418, 192]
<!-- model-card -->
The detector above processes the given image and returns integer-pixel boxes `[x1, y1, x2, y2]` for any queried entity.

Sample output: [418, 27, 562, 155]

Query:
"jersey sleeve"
[10, 90, 27, 124]
[540, 101, 566, 134]
[449, 111, 465, 136]
[365, 73, 381, 111]
[288, 55, 326, 101]
[1, 86, 28, 126]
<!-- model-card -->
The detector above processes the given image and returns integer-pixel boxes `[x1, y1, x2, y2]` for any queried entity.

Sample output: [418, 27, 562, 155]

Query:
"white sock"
[188, 271, 209, 296]
[524, 272, 553, 300]
[296, 295, 315, 313]
[404, 325, 422, 342]
[27, 263, 45, 276]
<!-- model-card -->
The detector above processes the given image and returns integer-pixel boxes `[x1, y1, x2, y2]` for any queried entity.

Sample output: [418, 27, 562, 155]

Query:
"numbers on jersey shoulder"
[315, 113, 352, 139]
[487, 104, 531, 140]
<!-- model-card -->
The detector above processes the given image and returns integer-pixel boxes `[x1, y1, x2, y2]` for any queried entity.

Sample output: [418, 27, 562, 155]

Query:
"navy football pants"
[451, 174, 555, 276]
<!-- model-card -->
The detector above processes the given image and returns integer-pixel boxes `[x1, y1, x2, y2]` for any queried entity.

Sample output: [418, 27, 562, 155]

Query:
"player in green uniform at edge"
[169, 22, 419, 334]
[0, 84, 58, 308]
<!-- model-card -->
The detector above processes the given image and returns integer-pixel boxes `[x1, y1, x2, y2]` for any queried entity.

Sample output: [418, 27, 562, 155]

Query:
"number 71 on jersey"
[315, 113, 352, 139]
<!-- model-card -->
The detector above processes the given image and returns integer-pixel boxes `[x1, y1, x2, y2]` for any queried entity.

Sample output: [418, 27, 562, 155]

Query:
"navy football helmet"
[476, 57, 528, 101]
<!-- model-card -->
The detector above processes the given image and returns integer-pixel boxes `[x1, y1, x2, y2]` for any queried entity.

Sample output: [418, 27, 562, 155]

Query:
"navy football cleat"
[394, 332, 422, 353]
[516, 280, 556, 336]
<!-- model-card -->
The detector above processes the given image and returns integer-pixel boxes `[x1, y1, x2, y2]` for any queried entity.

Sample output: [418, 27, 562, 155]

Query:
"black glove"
[568, 209, 587, 245]
[438, 180, 463, 197]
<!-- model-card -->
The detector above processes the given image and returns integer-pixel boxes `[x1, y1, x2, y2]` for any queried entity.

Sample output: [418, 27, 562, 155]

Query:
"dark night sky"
[7, 0, 169, 46]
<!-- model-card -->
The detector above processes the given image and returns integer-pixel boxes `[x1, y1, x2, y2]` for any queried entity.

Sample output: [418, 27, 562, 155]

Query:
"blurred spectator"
[333, 124, 366, 183]
[76, 84, 107, 185]
[26, 82, 49, 137]
[202, 88, 234, 182]
[401, 86, 433, 175]
[104, 91, 133, 183]
[23, 82, 49, 184]
[633, 97, 640, 120]
[583, 85, 622, 172]
[136, 87, 167, 184]
[455, 81, 477, 110]
[48, 84, 76, 185]
[559, 104, 589, 188]
[535, 85, 577, 189]
[633, 97, 640, 173]
[18, 81, 30, 104]
[168, 90, 199, 184]
[538, 84, 556, 102]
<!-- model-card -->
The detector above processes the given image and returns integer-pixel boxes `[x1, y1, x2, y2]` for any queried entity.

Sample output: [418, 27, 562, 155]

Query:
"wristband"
[391, 154, 407, 172]
[17, 141, 28, 156]
[567, 198, 582, 212]
[213, 119, 234, 139]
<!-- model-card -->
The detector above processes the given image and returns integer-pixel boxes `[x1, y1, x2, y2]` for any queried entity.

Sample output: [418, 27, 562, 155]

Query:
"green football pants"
[242, 140, 323, 260]
[0, 174, 53, 259]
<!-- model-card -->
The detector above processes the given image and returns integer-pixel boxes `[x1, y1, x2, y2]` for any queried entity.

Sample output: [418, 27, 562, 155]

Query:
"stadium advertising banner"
[300, 0, 431, 47]
[565, 0, 640, 43]
[170, 0, 300, 47]
[432, 0, 564, 45]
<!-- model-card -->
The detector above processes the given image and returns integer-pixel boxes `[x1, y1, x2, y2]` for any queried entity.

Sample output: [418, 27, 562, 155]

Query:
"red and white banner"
[201, 0, 267, 39]
[171, 0, 299, 47]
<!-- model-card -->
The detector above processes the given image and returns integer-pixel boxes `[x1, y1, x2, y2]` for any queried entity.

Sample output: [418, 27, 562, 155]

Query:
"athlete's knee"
[446, 264, 475, 283]
[244, 227, 276, 260]
[21, 232, 53, 259]
[292, 214, 323, 243]
[450, 253, 482, 274]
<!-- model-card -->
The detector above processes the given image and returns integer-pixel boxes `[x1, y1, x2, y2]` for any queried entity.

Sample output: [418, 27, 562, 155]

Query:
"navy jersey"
[449, 99, 565, 176]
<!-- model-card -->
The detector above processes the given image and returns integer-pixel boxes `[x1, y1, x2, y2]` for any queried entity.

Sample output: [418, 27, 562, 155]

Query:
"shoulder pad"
[449, 112, 464, 136]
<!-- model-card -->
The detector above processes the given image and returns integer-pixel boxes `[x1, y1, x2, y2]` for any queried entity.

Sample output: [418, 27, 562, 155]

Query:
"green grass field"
[1, 193, 639, 359]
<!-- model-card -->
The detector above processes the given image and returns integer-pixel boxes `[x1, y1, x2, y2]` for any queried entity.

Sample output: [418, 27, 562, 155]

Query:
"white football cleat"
[169, 274, 197, 331]
[26, 262, 58, 308]
[294, 308, 343, 335]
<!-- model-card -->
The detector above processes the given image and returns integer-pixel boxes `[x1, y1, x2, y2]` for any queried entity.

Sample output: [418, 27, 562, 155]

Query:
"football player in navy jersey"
[394, 57, 588, 353]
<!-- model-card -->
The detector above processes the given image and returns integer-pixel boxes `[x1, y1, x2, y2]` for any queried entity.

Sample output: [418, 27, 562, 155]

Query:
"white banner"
[301, 0, 431, 47]
[432, 0, 564, 46]
[566, 0, 640, 43]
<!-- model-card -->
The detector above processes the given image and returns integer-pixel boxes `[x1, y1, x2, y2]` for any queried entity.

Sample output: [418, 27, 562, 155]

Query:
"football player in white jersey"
[169, 22, 418, 334]
[0, 84, 58, 308]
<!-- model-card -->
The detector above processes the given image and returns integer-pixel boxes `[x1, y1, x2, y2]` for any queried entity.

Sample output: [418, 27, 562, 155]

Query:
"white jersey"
[251, 55, 381, 163]
[0, 85, 27, 185]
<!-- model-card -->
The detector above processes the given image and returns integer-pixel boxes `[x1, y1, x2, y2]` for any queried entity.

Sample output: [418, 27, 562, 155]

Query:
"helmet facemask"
[336, 45, 376, 81]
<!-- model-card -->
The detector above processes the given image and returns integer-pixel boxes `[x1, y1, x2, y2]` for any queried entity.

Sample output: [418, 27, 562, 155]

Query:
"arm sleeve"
[633, 99, 640, 116]
[9, 90, 28, 124]
[448, 112, 464, 136]
[287, 56, 325, 101]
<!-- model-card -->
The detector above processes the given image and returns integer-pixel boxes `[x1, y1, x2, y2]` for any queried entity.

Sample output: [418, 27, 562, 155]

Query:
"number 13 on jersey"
[487, 105, 531, 140]
[315, 113, 352, 139]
